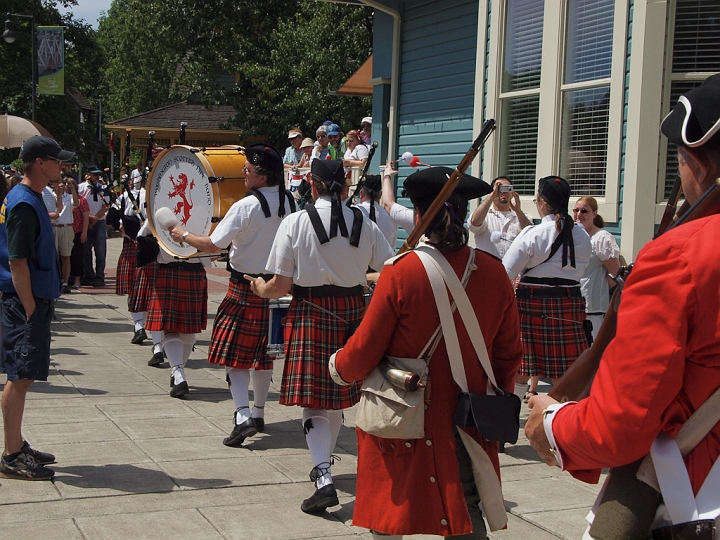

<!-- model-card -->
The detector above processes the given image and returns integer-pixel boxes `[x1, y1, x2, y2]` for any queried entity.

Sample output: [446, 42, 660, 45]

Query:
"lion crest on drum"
[167, 173, 195, 226]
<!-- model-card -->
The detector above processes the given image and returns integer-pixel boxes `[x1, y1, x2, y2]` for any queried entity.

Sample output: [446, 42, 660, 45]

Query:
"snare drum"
[147, 145, 248, 258]
[267, 296, 292, 357]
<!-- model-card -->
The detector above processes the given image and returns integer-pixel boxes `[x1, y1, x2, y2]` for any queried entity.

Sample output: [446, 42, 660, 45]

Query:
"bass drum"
[147, 145, 248, 258]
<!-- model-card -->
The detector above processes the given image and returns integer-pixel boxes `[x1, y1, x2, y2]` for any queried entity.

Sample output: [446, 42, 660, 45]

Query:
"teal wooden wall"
[393, 0, 480, 247]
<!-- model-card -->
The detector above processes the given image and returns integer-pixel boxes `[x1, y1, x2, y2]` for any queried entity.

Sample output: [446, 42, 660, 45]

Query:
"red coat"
[553, 214, 720, 494]
[334, 247, 523, 536]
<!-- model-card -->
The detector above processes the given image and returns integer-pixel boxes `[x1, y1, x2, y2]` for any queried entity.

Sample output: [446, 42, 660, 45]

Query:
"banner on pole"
[37, 27, 64, 96]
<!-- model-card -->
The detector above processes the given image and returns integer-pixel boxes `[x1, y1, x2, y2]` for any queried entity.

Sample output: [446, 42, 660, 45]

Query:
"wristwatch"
[181, 231, 189, 241]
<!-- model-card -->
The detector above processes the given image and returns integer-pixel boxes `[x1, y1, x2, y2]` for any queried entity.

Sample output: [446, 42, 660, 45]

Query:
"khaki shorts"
[53, 225, 75, 257]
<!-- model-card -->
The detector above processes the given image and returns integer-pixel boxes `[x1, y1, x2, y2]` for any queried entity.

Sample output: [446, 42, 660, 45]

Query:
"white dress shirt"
[468, 206, 531, 259]
[357, 200, 398, 249]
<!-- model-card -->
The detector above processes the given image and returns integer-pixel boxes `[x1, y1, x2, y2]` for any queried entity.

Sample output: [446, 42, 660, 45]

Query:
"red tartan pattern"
[127, 261, 157, 313]
[517, 294, 588, 378]
[145, 264, 208, 334]
[115, 238, 137, 295]
[207, 281, 273, 370]
[279, 293, 365, 410]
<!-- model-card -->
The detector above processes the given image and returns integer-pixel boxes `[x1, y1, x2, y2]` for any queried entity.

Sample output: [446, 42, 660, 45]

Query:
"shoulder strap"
[523, 231, 564, 275]
[416, 246, 499, 394]
[250, 189, 271, 218]
[304, 203, 329, 244]
[286, 190, 296, 213]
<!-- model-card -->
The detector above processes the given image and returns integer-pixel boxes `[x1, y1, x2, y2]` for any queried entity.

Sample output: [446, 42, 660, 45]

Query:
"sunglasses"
[317, 134, 327, 139]
[572, 208, 589, 214]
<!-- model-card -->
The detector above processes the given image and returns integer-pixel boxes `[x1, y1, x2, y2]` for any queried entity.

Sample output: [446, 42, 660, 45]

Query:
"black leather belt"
[229, 269, 273, 286]
[516, 286, 583, 299]
[164, 261, 205, 273]
[293, 284, 364, 298]
[520, 276, 580, 287]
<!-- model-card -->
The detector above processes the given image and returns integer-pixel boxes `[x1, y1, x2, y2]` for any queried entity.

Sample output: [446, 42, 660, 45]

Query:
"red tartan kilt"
[145, 264, 208, 334]
[128, 261, 157, 313]
[208, 281, 273, 370]
[115, 238, 137, 295]
[518, 294, 588, 378]
[279, 293, 365, 410]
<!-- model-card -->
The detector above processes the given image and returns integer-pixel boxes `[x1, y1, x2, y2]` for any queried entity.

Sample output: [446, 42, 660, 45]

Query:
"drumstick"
[243, 274, 258, 282]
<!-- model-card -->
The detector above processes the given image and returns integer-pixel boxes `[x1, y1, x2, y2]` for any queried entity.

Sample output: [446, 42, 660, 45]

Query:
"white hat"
[361, 117, 372, 126]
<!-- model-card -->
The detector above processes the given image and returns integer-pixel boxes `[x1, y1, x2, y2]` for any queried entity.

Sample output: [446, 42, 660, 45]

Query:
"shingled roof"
[107, 101, 239, 130]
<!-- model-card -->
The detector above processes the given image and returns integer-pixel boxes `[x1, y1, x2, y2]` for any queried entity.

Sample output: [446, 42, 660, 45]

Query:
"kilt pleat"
[145, 264, 208, 334]
[518, 295, 588, 378]
[208, 281, 273, 370]
[115, 238, 137, 295]
[280, 293, 365, 410]
[128, 261, 157, 313]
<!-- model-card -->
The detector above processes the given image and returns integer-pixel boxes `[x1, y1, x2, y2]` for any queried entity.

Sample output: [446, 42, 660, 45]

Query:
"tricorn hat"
[661, 73, 720, 149]
[403, 167, 491, 205]
[245, 143, 283, 174]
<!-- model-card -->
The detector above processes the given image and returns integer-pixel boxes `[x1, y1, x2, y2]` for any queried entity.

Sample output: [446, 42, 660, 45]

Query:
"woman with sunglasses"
[573, 196, 621, 341]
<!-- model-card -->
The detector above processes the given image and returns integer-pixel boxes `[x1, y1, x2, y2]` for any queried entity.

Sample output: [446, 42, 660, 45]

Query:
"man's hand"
[169, 226, 187, 244]
[88, 215, 98, 227]
[510, 190, 522, 211]
[80, 232, 87, 243]
[249, 276, 267, 297]
[383, 160, 398, 179]
[525, 394, 561, 467]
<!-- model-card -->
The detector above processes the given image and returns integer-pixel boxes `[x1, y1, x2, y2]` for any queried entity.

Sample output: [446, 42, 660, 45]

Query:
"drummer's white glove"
[329, 350, 351, 386]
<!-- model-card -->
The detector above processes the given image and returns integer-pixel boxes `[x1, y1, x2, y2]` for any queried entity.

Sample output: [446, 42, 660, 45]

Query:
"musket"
[398, 119, 496, 255]
[549, 177, 720, 403]
[654, 174, 683, 238]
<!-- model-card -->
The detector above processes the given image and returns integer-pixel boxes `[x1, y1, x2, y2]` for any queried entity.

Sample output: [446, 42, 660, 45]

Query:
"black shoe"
[131, 328, 147, 345]
[92, 279, 105, 287]
[0, 452, 55, 480]
[148, 351, 164, 367]
[252, 417, 265, 433]
[222, 418, 257, 447]
[80, 278, 93, 287]
[21, 441, 55, 465]
[61, 285, 72, 294]
[170, 381, 188, 398]
[301, 484, 339, 514]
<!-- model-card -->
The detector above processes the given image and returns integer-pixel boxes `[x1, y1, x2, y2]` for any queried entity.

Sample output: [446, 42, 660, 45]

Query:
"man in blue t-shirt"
[0, 136, 72, 481]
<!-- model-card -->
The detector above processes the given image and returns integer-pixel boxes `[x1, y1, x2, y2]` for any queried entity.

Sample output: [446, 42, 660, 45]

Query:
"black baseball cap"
[20, 136, 75, 162]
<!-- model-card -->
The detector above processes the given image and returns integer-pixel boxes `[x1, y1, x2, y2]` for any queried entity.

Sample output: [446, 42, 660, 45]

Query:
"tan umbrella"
[0, 114, 53, 150]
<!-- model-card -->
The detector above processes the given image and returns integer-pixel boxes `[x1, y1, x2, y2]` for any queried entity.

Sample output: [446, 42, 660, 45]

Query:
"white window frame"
[478, 0, 628, 221]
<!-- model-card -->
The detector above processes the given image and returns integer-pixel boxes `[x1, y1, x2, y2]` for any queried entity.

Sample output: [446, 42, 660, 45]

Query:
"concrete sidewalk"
[0, 236, 602, 540]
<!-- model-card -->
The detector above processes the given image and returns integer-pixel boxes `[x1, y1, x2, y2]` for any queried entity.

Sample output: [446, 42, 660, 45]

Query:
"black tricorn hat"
[538, 175, 571, 213]
[661, 73, 720, 149]
[245, 143, 283, 174]
[403, 167, 491, 205]
[311, 159, 346, 193]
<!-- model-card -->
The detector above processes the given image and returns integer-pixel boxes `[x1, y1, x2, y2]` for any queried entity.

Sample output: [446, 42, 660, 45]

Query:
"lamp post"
[3, 13, 37, 122]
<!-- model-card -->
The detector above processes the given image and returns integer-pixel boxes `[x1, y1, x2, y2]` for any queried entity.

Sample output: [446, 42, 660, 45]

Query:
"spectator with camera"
[468, 176, 532, 258]
[78, 166, 110, 287]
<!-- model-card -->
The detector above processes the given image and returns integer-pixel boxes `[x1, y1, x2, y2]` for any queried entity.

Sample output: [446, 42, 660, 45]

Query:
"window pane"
[673, 0, 720, 72]
[565, 0, 615, 83]
[502, 0, 544, 92]
[500, 95, 539, 195]
[560, 86, 610, 197]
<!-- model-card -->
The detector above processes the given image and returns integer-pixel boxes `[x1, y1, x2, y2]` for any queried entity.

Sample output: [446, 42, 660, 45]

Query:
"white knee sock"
[250, 369, 273, 418]
[180, 333, 195, 363]
[163, 334, 185, 384]
[226, 367, 251, 424]
[328, 409, 343, 454]
[514, 382, 527, 399]
[303, 409, 333, 488]
[131, 312, 145, 331]
[151, 331, 163, 354]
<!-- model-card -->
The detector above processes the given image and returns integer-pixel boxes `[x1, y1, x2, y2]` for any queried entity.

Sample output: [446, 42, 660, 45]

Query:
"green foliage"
[237, 0, 373, 148]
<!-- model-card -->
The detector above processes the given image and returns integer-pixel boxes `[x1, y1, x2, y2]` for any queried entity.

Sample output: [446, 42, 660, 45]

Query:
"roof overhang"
[333, 55, 373, 97]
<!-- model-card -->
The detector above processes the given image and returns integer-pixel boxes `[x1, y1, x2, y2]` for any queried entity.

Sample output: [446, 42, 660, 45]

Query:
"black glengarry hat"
[363, 174, 382, 194]
[661, 73, 720, 149]
[403, 166, 491, 205]
[245, 143, 283, 174]
[20, 136, 75, 162]
[311, 159, 346, 193]
[537, 175, 571, 213]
